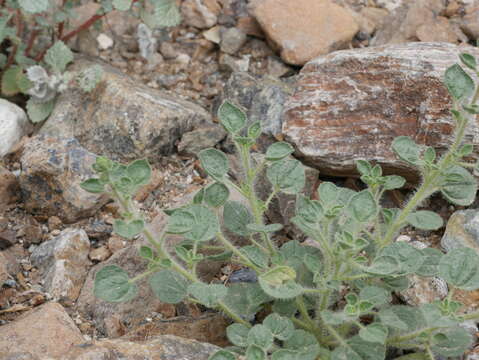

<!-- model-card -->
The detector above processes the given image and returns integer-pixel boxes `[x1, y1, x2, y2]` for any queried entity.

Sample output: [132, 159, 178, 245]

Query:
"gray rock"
[19, 136, 109, 223]
[219, 54, 250, 73]
[178, 124, 226, 156]
[40, 58, 212, 163]
[220, 27, 248, 55]
[64, 335, 220, 360]
[0, 165, 18, 211]
[219, 72, 293, 149]
[441, 209, 479, 254]
[31, 228, 90, 301]
[0, 99, 32, 158]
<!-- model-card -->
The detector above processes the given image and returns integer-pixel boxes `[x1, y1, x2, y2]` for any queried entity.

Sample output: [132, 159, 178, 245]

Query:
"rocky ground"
[2, 0, 479, 358]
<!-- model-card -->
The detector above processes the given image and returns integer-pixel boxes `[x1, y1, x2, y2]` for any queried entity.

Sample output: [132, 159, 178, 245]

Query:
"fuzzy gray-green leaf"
[266, 142, 294, 161]
[198, 148, 229, 180]
[223, 200, 254, 236]
[167, 204, 219, 242]
[188, 283, 228, 307]
[406, 210, 443, 230]
[431, 327, 473, 357]
[149, 269, 188, 304]
[267, 158, 305, 194]
[264, 313, 295, 341]
[247, 325, 274, 350]
[127, 159, 151, 186]
[113, 219, 144, 239]
[444, 63, 474, 100]
[440, 165, 477, 206]
[204, 182, 229, 208]
[44, 41, 74, 73]
[18, 0, 49, 13]
[392, 136, 421, 165]
[226, 323, 250, 347]
[94, 265, 138, 302]
[438, 247, 479, 290]
[348, 190, 377, 223]
[218, 100, 246, 134]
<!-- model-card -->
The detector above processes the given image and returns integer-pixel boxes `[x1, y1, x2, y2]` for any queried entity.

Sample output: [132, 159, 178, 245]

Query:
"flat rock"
[441, 209, 479, 254]
[19, 136, 109, 223]
[249, 0, 359, 65]
[0, 166, 18, 212]
[0, 252, 8, 285]
[31, 228, 90, 301]
[0, 302, 84, 358]
[40, 58, 212, 163]
[64, 335, 219, 360]
[283, 42, 479, 177]
[178, 124, 226, 156]
[0, 99, 31, 158]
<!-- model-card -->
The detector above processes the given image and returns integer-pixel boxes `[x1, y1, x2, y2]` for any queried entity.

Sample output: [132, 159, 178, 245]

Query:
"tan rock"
[181, 0, 218, 29]
[441, 209, 479, 254]
[250, 0, 359, 65]
[64, 335, 219, 360]
[460, 1, 479, 40]
[416, 16, 458, 42]
[282, 42, 479, 178]
[89, 245, 111, 262]
[0, 166, 17, 211]
[0, 302, 84, 358]
[359, 7, 389, 34]
[0, 252, 8, 285]
[30, 228, 90, 301]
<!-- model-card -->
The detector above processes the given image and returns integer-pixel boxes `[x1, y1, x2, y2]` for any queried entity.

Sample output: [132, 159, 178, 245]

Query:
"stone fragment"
[76, 241, 166, 335]
[236, 16, 265, 38]
[460, 1, 479, 40]
[441, 209, 479, 254]
[220, 27, 248, 55]
[0, 166, 18, 211]
[64, 335, 219, 360]
[0, 252, 8, 285]
[203, 26, 222, 44]
[283, 42, 479, 178]
[249, 0, 359, 65]
[359, 7, 389, 35]
[19, 136, 109, 223]
[178, 125, 227, 156]
[399, 275, 448, 306]
[266, 56, 294, 78]
[89, 245, 111, 262]
[159, 41, 178, 59]
[96, 33, 114, 50]
[181, 0, 218, 29]
[0, 302, 84, 358]
[219, 53, 250, 72]
[40, 58, 212, 163]
[372, 0, 455, 45]
[0, 99, 31, 158]
[30, 228, 90, 301]
[219, 72, 293, 145]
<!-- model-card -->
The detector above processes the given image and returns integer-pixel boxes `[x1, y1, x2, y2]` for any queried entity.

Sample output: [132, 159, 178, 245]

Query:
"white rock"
[96, 33, 114, 50]
[0, 99, 31, 157]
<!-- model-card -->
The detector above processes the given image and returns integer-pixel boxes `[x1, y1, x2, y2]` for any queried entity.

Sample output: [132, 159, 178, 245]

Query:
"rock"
[40, 58, 213, 163]
[89, 245, 111, 262]
[236, 16, 265, 38]
[400, 275, 448, 306]
[219, 53, 250, 72]
[124, 313, 229, 346]
[64, 335, 219, 360]
[76, 240, 167, 336]
[178, 125, 227, 156]
[30, 228, 90, 301]
[0, 166, 18, 211]
[372, 0, 456, 45]
[181, 0, 218, 29]
[0, 302, 84, 358]
[266, 56, 294, 78]
[441, 209, 479, 254]
[96, 33, 114, 50]
[220, 27, 248, 55]
[219, 72, 293, 145]
[282, 42, 479, 178]
[203, 26, 222, 44]
[358, 7, 389, 36]
[0, 99, 31, 158]
[376, 0, 404, 11]
[19, 136, 109, 223]
[0, 252, 8, 285]
[159, 41, 178, 59]
[460, 1, 479, 40]
[249, 0, 359, 65]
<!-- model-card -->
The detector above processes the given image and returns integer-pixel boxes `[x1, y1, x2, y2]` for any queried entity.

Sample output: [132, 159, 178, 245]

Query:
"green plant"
[0, 0, 180, 122]
[81, 54, 479, 360]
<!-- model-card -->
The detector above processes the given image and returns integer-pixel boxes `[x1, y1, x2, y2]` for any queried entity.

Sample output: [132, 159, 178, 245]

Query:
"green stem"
[426, 346, 436, 360]
[128, 266, 159, 283]
[217, 300, 251, 327]
[461, 310, 479, 321]
[216, 232, 262, 272]
[296, 296, 315, 328]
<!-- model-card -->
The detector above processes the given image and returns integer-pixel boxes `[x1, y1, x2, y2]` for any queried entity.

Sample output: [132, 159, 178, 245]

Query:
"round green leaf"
[223, 200, 254, 237]
[383, 175, 405, 190]
[209, 350, 236, 360]
[94, 265, 138, 302]
[44, 41, 74, 73]
[258, 266, 303, 299]
[226, 323, 250, 347]
[127, 159, 151, 186]
[264, 313, 295, 341]
[112, 0, 132, 11]
[348, 190, 377, 223]
[248, 121, 262, 139]
[392, 136, 421, 164]
[80, 178, 105, 193]
[204, 182, 230, 208]
[444, 63, 475, 100]
[440, 165, 477, 206]
[246, 345, 267, 360]
[431, 327, 473, 357]
[18, 0, 49, 13]
[267, 159, 305, 195]
[198, 148, 229, 180]
[438, 247, 479, 290]
[149, 269, 188, 304]
[265, 142, 294, 161]
[218, 100, 247, 134]
[139, 246, 154, 260]
[247, 324, 274, 350]
[406, 210, 443, 230]
[380, 242, 424, 275]
[359, 323, 388, 344]
[188, 283, 228, 307]
[240, 245, 269, 268]
[167, 204, 219, 242]
[113, 219, 144, 239]
[246, 223, 283, 233]
[284, 330, 320, 358]
[415, 248, 443, 277]
[460, 53, 477, 70]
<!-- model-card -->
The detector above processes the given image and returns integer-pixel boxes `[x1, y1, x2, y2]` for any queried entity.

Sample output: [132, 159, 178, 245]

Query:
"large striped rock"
[283, 42, 479, 178]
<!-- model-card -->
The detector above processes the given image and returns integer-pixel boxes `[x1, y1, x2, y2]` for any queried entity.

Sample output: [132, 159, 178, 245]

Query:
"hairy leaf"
[247, 325, 274, 350]
[267, 158, 305, 194]
[44, 41, 74, 73]
[94, 265, 138, 302]
[223, 200, 254, 237]
[113, 219, 144, 239]
[258, 266, 303, 299]
[167, 204, 219, 242]
[18, 0, 49, 13]
[218, 100, 246, 134]
[188, 283, 228, 307]
[348, 190, 378, 223]
[264, 313, 295, 341]
[226, 323, 250, 347]
[406, 210, 443, 230]
[444, 64, 474, 100]
[392, 136, 421, 165]
[438, 247, 479, 290]
[266, 142, 294, 161]
[80, 178, 105, 193]
[440, 165, 477, 206]
[204, 182, 229, 208]
[127, 159, 151, 186]
[198, 148, 229, 180]
[149, 269, 188, 304]
[112, 0, 132, 11]
[246, 345, 267, 360]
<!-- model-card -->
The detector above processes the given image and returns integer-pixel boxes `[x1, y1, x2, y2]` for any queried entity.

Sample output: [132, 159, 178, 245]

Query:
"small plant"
[0, 0, 180, 122]
[81, 54, 479, 360]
